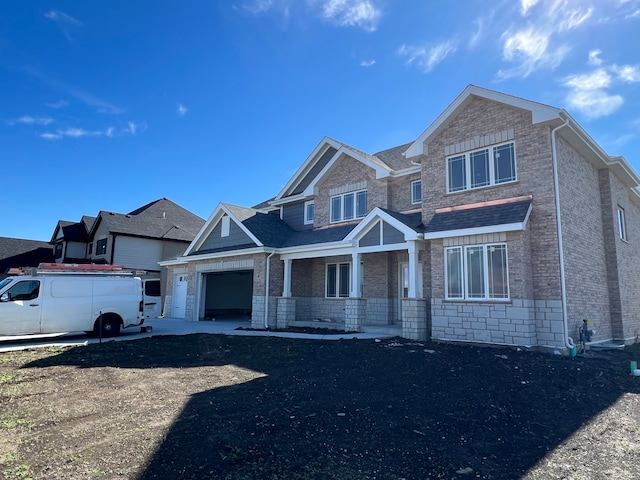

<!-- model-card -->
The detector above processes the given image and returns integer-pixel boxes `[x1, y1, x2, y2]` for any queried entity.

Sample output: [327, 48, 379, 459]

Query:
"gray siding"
[383, 222, 404, 244]
[282, 202, 312, 231]
[292, 147, 338, 195]
[197, 220, 256, 253]
[360, 222, 381, 247]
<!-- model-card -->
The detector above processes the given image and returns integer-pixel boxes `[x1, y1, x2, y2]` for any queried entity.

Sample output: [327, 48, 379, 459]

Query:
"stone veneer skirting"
[431, 299, 566, 348]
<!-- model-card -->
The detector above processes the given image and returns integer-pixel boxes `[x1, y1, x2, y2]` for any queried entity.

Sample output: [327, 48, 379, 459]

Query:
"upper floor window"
[447, 142, 516, 193]
[304, 201, 314, 225]
[411, 180, 422, 204]
[330, 190, 367, 223]
[445, 244, 509, 301]
[88, 242, 93, 255]
[618, 206, 627, 241]
[96, 238, 107, 255]
[54, 243, 63, 259]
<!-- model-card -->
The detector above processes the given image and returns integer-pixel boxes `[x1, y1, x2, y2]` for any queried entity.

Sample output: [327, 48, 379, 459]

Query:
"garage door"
[202, 270, 253, 319]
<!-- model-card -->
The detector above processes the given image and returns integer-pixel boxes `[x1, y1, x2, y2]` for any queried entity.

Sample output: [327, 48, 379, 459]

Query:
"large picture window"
[326, 263, 350, 298]
[330, 190, 367, 223]
[445, 244, 509, 300]
[447, 142, 516, 193]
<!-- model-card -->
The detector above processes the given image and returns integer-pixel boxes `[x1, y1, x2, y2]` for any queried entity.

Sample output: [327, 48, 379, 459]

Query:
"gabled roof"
[91, 198, 205, 242]
[344, 208, 424, 243]
[51, 216, 96, 243]
[424, 196, 532, 239]
[405, 85, 561, 159]
[272, 137, 417, 205]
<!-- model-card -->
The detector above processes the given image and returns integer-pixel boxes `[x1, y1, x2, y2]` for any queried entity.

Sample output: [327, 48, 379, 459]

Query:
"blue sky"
[2, 0, 639, 241]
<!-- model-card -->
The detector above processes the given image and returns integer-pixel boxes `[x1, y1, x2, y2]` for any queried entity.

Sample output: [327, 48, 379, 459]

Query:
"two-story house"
[50, 216, 96, 263]
[160, 85, 640, 353]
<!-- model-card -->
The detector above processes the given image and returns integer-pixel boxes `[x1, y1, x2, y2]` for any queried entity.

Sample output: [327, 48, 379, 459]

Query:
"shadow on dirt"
[24, 334, 640, 479]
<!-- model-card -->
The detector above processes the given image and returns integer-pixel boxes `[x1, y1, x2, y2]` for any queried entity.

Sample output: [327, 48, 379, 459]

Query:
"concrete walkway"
[0, 317, 395, 353]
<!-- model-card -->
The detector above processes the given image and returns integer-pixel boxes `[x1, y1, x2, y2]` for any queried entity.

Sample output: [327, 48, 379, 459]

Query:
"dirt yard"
[1, 334, 639, 480]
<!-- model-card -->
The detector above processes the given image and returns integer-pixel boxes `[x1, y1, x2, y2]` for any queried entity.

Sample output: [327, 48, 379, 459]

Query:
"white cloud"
[40, 132, 62, 140]
[588, 49, 603, 66]
[45, 99, 69, 109]
[61, 127, 102, 138]
[521, 0, 540, 15]
[125, 122, 137, 135]
[106, 127, 115, 137]
[565, 89, 624, 118]
[397, 40, 456, 73]
[497, 28, 568, 79]
[557, 7, 593, 31]
[612, 64, 640, 82]
[564, 69, 612, 90]
[15, 115, 54, 126]
[68, 88, 124, 115]
[360, 59, 375, 67]
[318, 0, 382, 31]
[44, 10, 83, 26]
[177, 104, 188, 117]
[243, 0, 274, 15]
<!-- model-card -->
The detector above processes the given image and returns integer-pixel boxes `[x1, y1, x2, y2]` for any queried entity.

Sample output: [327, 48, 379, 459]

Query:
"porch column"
[282, 258, 292, 297]
[407, 241, 421, 298]
[350, 252, 362, 298]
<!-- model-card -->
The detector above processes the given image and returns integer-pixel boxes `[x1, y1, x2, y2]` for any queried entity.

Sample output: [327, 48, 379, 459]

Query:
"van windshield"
[0, 277, 14, 291]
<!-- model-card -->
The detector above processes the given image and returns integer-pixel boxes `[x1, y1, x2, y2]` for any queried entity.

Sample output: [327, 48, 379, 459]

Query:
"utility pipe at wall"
[551, 117, 574, 350]
[264, 251, 276, 329]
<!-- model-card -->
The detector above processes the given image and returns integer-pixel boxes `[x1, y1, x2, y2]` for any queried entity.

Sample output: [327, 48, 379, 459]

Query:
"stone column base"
[277, 297, 296, 329]
[345, 298, 367, 332]
[402, 298, 428, 340]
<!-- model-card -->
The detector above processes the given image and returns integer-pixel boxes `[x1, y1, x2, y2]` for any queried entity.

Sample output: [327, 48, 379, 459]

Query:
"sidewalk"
[0, 317, 394, 353]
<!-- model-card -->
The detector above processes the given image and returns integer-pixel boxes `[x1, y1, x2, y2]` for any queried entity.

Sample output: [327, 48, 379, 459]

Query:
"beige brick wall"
[556, 137, 612, 340]
[388, 173, 422, 212]
[421, 97, 561, 301]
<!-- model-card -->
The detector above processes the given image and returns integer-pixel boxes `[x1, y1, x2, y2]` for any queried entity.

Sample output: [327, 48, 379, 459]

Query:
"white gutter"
[551, 118, 574, 349]
[264, 251, 276, 328]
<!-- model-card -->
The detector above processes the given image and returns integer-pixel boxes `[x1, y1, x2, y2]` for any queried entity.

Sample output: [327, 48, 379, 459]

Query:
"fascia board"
[345, 208, 419, 242]
[303, 147, 390, 197]
[424, 222, 526, 240]
[356, 242, 416, 254]
[630, 188, 640, 207]
[269, 193, 306, 207]
[170, 247, 269, 264]
[279, 244, 354, 260]
[390, 165, 421, 177]
[405, 85, 561, 158]
[158, 258, 189, 267]
[221, 204, 264, 247]
[274, 137, 343, 200]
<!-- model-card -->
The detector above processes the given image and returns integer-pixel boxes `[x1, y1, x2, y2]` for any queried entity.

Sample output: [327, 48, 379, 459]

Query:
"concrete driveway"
[0, 317, 393, 353]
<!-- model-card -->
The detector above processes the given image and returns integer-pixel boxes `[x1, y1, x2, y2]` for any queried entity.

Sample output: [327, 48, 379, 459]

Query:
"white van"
[0, 270, 144, 338]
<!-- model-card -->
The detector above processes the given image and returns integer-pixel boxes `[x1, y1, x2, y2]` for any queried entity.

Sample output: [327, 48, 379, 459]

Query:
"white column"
[350, 252, 362, 298]
[283, 258, 292, 297]
[407, 241, 421, 298]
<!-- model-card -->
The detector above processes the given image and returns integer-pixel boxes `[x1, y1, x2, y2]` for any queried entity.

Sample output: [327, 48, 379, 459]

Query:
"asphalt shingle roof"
[425, 199, 532, 234]
[0, 237, 54, 273]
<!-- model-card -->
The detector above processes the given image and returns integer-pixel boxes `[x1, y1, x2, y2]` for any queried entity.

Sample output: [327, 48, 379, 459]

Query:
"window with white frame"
[447, 142, 516, 193]
[221, 216, 230, 237]
[330, 190, 367, 223]
[304, 201, 314, 225]
[618, 206, 627, 241]
[411, 180, 422, 204]
[445, 244, 509, 300]
[326, 262, 350, 298]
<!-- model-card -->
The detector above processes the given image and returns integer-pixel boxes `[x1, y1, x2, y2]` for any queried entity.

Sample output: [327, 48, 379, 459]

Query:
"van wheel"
[94, 315, 121, 338]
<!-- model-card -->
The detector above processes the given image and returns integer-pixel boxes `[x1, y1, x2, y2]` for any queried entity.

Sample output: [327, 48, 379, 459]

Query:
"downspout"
[110, 234, 117, 265]
[551, 118, 574, 349]
[264, 250, 276, 329]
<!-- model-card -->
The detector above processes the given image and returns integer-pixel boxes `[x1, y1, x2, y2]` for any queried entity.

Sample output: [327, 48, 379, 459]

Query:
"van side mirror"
[0, 292, 9, 302]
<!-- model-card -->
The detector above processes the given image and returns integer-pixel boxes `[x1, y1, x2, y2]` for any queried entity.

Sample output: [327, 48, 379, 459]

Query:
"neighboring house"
[50, 216, 96, 263]
[0, 237, 54, 279]
[160, 85, 640, 352]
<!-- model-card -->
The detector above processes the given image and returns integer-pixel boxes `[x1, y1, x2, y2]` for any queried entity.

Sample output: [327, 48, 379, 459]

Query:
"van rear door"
[142, 279, 162, 318]
[0, 279, 42, 335]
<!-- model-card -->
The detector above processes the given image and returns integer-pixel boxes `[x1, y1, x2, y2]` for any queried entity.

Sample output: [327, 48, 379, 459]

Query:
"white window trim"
[446, 141, 517, 194]
[330, 189, 367, 224]
[617, 206, 627, 241]
[221, 216, 230, 237]
[304, 200, 314, 225]
[325, 262, 351, 298]
[444, 243, 510, 301]
[411, 180, 422, 204]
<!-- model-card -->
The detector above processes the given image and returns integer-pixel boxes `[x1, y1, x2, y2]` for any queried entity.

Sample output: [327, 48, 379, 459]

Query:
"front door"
[171, 275, 188, 319]
[0, 280, 42, 335]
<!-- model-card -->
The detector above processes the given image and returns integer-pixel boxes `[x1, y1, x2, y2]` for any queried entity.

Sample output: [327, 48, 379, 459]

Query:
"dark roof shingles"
[425, 200, 531, 233]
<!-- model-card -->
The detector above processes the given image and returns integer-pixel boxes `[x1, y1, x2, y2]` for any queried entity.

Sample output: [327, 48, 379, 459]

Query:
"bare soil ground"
[1, 334, 639, 480]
